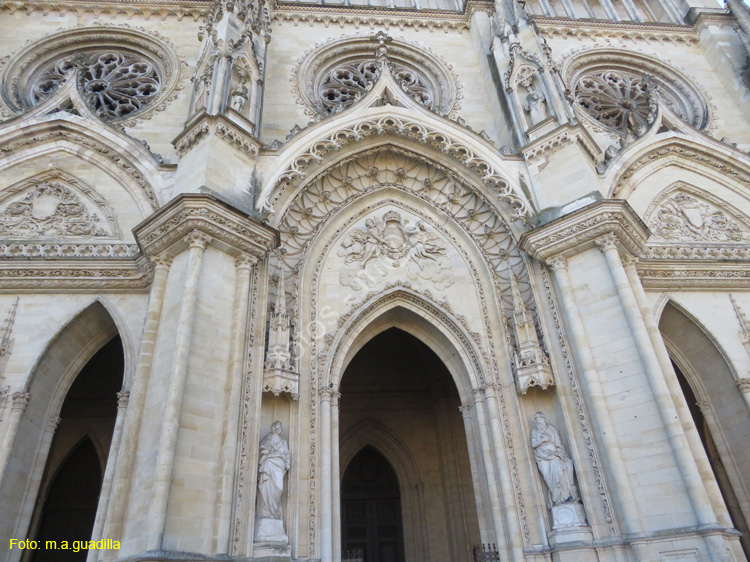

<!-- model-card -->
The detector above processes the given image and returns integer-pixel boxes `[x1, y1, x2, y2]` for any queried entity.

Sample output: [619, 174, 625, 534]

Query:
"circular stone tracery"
[565, 51, 710, 136]
[319, 59, 435, 113]
[30, 50, 162, 120]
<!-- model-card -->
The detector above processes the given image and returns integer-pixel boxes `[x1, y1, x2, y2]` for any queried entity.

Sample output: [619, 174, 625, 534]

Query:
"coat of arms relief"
[338, 210, 454, 291]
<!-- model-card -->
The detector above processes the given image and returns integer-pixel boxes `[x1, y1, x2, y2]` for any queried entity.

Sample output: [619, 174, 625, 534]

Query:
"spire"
[263, 264, 298, 399]
[507, 270, 554, 394]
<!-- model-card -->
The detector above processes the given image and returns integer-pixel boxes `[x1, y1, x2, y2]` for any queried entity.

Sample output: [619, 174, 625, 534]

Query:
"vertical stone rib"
[147, 231, 210, 551]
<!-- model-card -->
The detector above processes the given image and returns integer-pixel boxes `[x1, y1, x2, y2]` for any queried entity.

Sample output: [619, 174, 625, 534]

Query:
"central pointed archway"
[337, 327, 481, 562]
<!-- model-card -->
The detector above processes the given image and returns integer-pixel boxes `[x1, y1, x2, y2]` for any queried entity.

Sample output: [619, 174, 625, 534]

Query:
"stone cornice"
[521, 123, 600, 167]
[519, 200, 650, 262]
[270, 0, 492, 30]
[0, 0, 209, 19]
[637, 261, 750, 290]
[0, 256, 152, 293]
[133, 193, 279, 260]
[530, 12, 734, 43]
[173, 111, 261, 157]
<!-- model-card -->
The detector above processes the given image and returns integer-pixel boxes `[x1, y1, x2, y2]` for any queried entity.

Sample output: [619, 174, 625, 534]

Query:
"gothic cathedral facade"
[0, 0, 749, 560]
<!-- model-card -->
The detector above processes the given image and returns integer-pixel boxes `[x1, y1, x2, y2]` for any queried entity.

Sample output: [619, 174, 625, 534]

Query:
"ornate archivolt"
[0, 26, 185, 126]
[290, 33, 461, 118]
[0, 171, 120, 240]
[560, 48, 711, 137]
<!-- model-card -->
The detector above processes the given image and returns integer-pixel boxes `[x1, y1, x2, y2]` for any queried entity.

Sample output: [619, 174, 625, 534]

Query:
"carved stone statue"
[255, 421, 291, 543]
[230, 84, 249, 112]
[530, 412, 578, 507]
[523, 86, 547, 126]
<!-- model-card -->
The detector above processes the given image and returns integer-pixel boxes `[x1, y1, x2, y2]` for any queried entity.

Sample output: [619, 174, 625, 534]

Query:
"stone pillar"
[101, 256, 172, 551]
[215, 253, 258, 554]
[0, 391, 30, 482]
[147, 230, 211, 550]
[481, 383, 525, 562]
[471, 388, 511, 560]
[546, 257, 645, 538]
[596, 235, 720, 535]
[331, 391, 342, 562]
[621, 256, 733, 530]
[320, 388, 333, 562]
[88, 392, 129, 562]
[459, 405, 492, 541]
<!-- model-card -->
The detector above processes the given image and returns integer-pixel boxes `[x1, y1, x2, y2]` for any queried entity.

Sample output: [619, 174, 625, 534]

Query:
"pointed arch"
[0, 112, 167, 215]
[0, 301, 122, 556]
[658, 299, 750, 555]
[340, 420, 426, 562]
[324, 286, 486, 404]
[605, 133, 750, 201]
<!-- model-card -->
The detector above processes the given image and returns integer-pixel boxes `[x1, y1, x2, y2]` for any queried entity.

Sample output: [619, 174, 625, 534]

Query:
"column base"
[254, 518, 290, 558]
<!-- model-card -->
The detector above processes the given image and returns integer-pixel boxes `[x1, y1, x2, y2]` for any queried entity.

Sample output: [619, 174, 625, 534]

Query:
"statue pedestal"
[549, 503, 592, 547]
[254, 517, 290, 558]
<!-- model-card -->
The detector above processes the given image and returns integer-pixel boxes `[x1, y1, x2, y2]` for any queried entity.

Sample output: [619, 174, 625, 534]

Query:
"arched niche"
[658, 301, 750, 557]
[0, 301, 124, 560]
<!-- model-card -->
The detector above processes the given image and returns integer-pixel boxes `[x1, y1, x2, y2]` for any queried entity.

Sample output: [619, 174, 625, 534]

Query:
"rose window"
[318, 59, 435, 113]
[30, 50, 162, 120]
[574, 69, 689, 133]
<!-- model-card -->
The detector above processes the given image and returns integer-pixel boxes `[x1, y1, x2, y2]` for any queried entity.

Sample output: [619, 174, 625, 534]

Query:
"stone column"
[0, 391, 30, 482]
[147, 230, 211, 551]
[482, 383, 525, 562]
[88, 392, 129, 562]
[320, 388, 333, 562]
[102, 256, 171, 548]
[471, 388, 510, 560]
[596, 235, 720, 533]
[547, 257, 646, 538]
[215, 254, 258, 554]
[621, 255, 732, 530]
[459, 405, 492, 541]
[331, 391, 342, 562]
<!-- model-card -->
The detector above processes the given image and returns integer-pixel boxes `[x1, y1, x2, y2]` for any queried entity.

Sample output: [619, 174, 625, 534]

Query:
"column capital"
[548, 256, 568, 272]
[594, 233, 619, 252]
[184, 229, 212, 250]
[737, 378, 750, 394]
[117, 390, 131, 409]
[45, 416, 61, 433]
[458, 405, 473, 419]
[151, 254, 174, 269]
[235, 253, 259, 270]
[519, 200, 650, 263]
[11, 391, 30, 411]
[134, 193, 279, 261]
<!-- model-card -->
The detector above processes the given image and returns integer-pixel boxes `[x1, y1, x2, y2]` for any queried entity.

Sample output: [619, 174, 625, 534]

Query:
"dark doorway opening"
[342, 446, 404, 562]
[28, 335, 124, 562]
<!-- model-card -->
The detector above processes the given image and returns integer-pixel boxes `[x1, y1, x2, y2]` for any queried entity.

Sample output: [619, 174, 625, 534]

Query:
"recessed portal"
[342, 446, 403, 562]
[28, 335, 124, 562]
[339, 326, 480, 562]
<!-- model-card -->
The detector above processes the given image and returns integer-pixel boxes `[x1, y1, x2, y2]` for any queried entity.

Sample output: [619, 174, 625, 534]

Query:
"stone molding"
[636, 261, 750, 289]
[521, 123, 600, 168]
[519, 200, 650, 262]
[0, 0, 208, 20]
[173, 112, 261, 157]
[133, 193, 279, 260]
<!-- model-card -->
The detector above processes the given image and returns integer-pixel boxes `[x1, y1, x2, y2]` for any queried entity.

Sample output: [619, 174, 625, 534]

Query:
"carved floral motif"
[0, 181, 115, 238]
[338, 210, 453, 291]
[648, 192, 750, 243]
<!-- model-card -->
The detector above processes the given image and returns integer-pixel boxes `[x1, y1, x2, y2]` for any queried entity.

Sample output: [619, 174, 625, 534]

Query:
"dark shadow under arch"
[659, 301, 750, 558]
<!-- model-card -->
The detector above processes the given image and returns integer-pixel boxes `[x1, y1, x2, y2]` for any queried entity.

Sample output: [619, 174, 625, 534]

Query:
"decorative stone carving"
[263, 266, 299, 398]
[230, 84, 249, 112]
[319, 59, 434, 114]
[530, 412, 579, 507]
[0, 297, 19, 359]
[255, 421, 291, 544]
[648, 192, 750, 243]
[0, 180, 116, 239]
[290, 34, 461, 118]
[737, 378, 750, 394]
[507, 273, 554, 394]
[338, 211, 453, 291]
[31, 50, 161, 120]
[574, 70, 666, 135]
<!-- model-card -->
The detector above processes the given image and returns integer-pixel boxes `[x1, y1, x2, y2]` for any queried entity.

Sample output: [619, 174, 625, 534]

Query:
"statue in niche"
[255, 421, 291, 543]
[531, 411, 579, 507]
[522, 83, 547, 127]
[230, 83, 249, 112]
